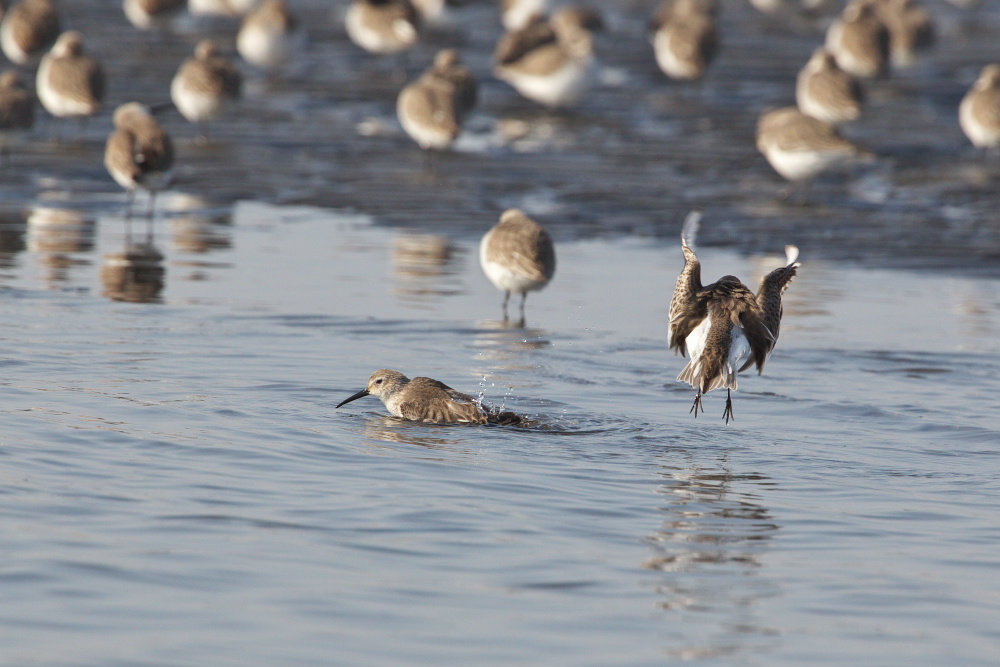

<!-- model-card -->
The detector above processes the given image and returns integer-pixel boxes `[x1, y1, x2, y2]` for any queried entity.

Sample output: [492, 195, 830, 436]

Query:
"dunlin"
[171, 40, 242, 130]
[825, 0, 889, 79]
[959, 64, 1000, 149]
[493, 7, 601, 108]
[0, 70, 35, 152]
[397, 48, 477, 150]
[0, 0, 60, 65]
[36, 31, 104, 127]
[344, 0, 420, 56]
[480, 208, 556, 323]
[668, 212, 800, 423]
[237, 0, 299, 71]
[105, 102, 174, 218]
[123, 0, 186, 30]
[796, 48, 863, 124]
[337, 369, 522, 425]
[756, 106, 873, 182]
[871, 0, 933, 69]
[650, 0, 717, 82]
[501, 0, 549, 30]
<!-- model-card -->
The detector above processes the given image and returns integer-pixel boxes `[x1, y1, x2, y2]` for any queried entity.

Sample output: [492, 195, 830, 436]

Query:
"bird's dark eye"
[375, 379, 383, 384]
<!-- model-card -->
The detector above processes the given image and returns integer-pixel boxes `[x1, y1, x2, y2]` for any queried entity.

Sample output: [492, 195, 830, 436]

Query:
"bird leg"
[518, 292, 527, 327]
[125, 188, 136, 219]
[722, 389, 735, 424]
[501, 291, 511, 321]
[689, 390, 703, 418]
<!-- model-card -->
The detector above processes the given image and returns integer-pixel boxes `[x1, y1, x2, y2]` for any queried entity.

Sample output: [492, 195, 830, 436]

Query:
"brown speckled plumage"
[825, 0, 889, 78]
[105, 103, 173, 191]
[397, 49, 477, 150]
[1, 0, 60, 64]
[36, 31, 104, 119]
[669, 213, 799, 422]
[337, 369, 523, 425]
[796, 49, 863, 124]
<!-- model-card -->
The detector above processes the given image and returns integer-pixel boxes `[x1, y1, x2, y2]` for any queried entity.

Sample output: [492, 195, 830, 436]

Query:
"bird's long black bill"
[336, 389, 370, 408]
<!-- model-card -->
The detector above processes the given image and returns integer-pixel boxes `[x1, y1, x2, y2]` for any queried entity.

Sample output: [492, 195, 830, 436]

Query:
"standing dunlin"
[0, 70, 34, 153]
[36, 31, 104, 129]
[756, 106, 873, 182]
[796, 48, 863, 125]
[104, 102, 174, 218]
[237, 0, 299, 72]
[480, 208, 556, 324]
[493, 7, 601, 109]
[668, 212, 800, 423]
[959, 64, 1000, 149]
[123, 0, 186, 30]
[337, 369, 522, 425]
[344, 0, 420, 56]
[171, 40, 242, 132]
[650, 0, 717, 82]
[0, 0, 60, 65]
[871, 0, 933, 69]
[397, 48, 477, 150]
[825, 0, 889, 79]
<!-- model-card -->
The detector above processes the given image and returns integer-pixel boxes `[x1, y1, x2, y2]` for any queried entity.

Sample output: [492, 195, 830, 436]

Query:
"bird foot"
[689, 392, 703, 418]
[723, 396, 735, 424]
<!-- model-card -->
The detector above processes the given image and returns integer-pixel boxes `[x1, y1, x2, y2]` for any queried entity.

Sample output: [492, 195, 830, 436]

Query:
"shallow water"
[0, 202, 998, 666]
[2, 0, 1000, 664]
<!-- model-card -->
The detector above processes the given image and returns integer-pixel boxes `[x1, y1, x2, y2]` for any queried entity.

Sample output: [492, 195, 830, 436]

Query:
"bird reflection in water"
[26, 206, 95, 286]
[644, 461, 780, 660]
[101, 238, 165, 303]
[0, 209, 28, 271]
[391, 232, 462, 303]
[170, 212, 232, 254]
[359, 415, 479, 458]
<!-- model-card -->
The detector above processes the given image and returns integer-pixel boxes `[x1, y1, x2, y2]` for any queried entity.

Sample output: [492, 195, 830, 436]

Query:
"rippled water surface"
[2, 0, 1000, 665]
[0, 202, 997, 666]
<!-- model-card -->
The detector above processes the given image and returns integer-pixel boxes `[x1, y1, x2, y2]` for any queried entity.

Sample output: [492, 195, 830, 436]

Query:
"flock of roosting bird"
[0, 0, 995, 426]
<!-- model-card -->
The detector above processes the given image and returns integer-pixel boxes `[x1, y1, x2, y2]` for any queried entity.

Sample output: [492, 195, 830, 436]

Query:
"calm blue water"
[0, 203, 997, 666]
[2, 0, 999, 663]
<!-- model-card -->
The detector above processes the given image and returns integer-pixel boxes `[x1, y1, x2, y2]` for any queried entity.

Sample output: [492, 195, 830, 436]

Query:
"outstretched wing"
[668, 211, 706, 356]
[744, 246, 800, 373]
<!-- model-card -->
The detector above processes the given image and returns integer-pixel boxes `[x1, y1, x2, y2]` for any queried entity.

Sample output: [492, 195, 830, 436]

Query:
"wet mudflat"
[0, 0, 999, 665]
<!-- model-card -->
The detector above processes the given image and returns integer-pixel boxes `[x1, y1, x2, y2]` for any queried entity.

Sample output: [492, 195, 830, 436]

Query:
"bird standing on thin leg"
[479, 208, 556, 325]
[668, 212, 800, 423]
[105, 102, 174, 223]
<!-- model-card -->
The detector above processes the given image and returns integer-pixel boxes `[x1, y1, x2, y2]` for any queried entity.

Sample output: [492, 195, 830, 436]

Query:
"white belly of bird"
[238, 26, 290, 69]
[171, 77, 229, 123]
[960, 97, 1000, 148]
[345, 6, 416, 54]
[764, 144, 843, 181]
[501, 58, 591, 108]
[678, 315, 752, 391]
[0, 22, 30, 64]
[398, 110, 455, 150]
[654, 30, 699, 81]
[37, 63, 97, 119]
